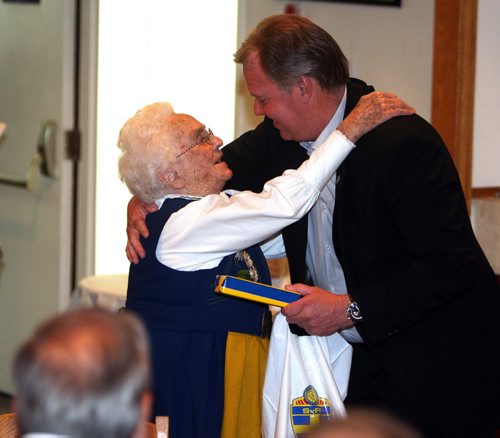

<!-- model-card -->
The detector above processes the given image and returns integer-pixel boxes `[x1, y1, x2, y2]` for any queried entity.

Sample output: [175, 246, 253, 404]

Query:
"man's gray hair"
[118, 102, 177, 203]
[305, 408, 422, 438]
[12, 307, 151, 438]
[234, 14, 349, 92]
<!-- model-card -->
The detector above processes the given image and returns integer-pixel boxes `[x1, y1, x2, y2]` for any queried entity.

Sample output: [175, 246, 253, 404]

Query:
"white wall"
[235, 0, 435, 137]
[473, 0, 500, 188]
[95, 0, 239, 275]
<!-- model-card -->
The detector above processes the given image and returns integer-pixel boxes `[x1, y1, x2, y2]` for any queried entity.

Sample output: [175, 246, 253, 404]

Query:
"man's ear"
[297, 75, 313, 98]
[132, 390, 153, 438]
[159, 170, 184, 190]
[12, 396, 18, 415]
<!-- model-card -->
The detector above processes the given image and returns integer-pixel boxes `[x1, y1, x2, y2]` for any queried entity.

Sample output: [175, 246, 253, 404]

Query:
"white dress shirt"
[301, 88, 363, 343]
[155, 129, 355, 271]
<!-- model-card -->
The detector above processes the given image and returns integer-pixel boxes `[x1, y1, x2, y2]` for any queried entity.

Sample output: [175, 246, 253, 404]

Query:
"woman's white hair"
[117, 102, 178, 203]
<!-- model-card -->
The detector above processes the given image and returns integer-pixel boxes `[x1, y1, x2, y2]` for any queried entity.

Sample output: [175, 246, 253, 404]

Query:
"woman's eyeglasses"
[176, 127, 214, 159]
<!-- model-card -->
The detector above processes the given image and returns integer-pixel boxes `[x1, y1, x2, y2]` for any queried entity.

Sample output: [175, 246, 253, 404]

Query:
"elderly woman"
[117, 95, 413, 438]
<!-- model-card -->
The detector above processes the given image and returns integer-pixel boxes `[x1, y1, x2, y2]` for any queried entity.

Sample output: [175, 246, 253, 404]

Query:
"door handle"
[37, 120, 56, 177]
[0, 120, 56, 191]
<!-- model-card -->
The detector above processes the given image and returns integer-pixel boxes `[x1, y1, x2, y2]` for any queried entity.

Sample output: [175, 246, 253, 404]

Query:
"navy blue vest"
[126, 197, 270, 335]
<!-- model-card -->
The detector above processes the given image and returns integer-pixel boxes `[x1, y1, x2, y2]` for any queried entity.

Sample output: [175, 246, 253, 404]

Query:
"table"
[78, 274, 128, 311]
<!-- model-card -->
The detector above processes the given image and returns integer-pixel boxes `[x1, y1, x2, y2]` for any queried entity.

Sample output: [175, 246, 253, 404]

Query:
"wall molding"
[471, 187, 500, 199]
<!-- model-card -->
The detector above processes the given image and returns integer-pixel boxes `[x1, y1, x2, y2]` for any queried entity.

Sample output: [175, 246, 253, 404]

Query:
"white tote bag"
[262, 313, 352, 438]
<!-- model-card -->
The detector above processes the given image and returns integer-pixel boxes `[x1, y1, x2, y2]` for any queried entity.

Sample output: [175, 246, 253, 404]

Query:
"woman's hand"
[338, 91, 415, 143]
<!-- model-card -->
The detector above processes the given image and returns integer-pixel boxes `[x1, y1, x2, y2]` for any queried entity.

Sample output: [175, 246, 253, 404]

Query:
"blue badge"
[290, 385, 333, 436]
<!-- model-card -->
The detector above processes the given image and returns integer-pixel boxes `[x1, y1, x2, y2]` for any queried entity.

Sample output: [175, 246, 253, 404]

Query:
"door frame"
[432, 0, 477, 208]
[75, 0, 98, 283]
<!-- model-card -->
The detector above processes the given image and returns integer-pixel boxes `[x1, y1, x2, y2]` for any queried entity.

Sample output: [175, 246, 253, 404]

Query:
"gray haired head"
[12, 307, 151, 438]
[235, 14, 349, 92]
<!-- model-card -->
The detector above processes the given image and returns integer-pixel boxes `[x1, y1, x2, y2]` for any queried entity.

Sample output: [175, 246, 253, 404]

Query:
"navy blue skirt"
[148, 329, 227, 438]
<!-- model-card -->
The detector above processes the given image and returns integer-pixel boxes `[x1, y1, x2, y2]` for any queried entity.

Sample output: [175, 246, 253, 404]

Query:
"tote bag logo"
[290, 385, 333, 436]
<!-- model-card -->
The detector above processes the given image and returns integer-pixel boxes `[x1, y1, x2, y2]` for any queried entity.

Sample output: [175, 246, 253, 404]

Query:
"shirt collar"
[155, 190, 236, 209]
[300, 86, 347, 155]
[155, 193, 202, 209]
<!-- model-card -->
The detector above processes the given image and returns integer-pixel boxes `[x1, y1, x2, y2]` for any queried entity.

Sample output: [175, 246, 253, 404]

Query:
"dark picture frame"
[2, 0, 40, 3]
[301, 0, 401, 6]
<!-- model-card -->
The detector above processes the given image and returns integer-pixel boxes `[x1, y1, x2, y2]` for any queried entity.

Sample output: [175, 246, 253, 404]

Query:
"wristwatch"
[346, 300, 363, 322]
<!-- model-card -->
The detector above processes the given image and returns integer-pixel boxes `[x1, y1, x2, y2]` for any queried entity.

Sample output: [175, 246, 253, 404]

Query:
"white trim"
[77, 0, 99, 282]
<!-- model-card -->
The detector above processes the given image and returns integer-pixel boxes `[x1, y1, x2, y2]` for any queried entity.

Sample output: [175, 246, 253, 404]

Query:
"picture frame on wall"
[301, 0, 401, 6]
[2, 0, 40, 3]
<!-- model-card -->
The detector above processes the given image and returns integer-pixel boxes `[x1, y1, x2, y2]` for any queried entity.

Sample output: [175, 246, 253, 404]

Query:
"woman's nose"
[212, 135, 223, 149]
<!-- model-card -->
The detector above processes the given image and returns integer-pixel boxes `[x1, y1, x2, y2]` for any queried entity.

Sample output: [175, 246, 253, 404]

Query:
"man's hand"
[338, 91, 415, 143]
[125, 196, 157, 264]
[281, 284, 354, 336]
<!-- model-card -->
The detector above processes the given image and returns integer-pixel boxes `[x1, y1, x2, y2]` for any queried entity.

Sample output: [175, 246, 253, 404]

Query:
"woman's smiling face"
[170, 114, 232, 196]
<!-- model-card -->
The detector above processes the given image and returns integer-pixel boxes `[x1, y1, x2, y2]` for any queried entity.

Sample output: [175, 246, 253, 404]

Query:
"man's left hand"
[281, 284, 354, 336]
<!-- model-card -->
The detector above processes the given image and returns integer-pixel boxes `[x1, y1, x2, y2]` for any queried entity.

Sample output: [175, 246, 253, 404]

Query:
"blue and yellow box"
[215, 275, 301, 307]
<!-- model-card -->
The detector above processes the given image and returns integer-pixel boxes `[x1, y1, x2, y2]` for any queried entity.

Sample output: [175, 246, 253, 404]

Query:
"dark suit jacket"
[222, 78, 500, 437]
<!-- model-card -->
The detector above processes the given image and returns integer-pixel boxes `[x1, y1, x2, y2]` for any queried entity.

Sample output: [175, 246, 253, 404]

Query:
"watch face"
[348, 302, 363, 321]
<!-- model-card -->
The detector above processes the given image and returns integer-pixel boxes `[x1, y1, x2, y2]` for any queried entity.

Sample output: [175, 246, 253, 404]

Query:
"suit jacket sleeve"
[334, 115, 497, 344]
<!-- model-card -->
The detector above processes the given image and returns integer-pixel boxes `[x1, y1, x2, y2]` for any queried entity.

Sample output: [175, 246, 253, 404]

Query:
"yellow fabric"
[221, 332, 269, 438]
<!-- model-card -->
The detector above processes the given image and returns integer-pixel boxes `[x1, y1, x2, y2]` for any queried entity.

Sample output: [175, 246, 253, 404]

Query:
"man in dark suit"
[127, 14, 499, 438]
[224, 14, 500, 438]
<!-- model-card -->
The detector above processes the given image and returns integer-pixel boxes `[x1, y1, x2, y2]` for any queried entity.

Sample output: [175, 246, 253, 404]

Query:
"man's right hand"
[282, 284, 354, 336]
[125, 196, 158, 264]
